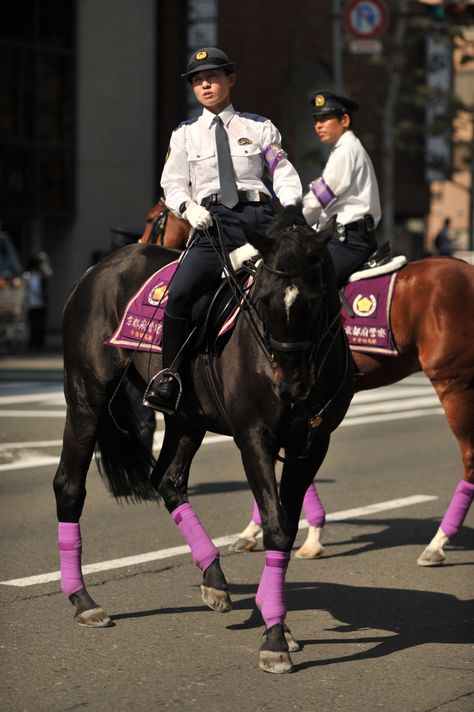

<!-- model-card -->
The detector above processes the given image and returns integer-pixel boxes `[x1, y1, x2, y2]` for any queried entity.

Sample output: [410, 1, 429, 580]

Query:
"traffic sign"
[343, 0, 389, 40]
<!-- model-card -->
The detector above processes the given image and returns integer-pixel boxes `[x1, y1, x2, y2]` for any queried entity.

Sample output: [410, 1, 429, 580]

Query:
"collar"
[202, 104, 235, 129]
[333, 129, 354, 150]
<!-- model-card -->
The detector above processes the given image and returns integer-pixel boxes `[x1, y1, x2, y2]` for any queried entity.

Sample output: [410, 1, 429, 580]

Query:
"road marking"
[0, 495, 437, 588]
[0, 455, 59, 471]
[0, 409, 66, 418]
[0, 408, 443, 472]
[0, 433, 233, 471]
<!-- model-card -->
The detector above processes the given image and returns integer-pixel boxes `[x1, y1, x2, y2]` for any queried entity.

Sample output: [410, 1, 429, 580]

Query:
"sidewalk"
[0, 334, 63, 382]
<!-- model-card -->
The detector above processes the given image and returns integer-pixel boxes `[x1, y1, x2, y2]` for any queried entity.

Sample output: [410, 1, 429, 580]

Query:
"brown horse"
[139, 197, 190, 249]
[148, 208, 474, 566]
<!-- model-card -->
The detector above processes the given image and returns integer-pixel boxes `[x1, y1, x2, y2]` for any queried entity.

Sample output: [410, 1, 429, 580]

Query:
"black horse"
[53, 205, 353, 673]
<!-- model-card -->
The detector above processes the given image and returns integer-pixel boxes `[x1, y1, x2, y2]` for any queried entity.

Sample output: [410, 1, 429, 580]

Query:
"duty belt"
[201, 190, 271, 208]
[336, 214, 375, 242]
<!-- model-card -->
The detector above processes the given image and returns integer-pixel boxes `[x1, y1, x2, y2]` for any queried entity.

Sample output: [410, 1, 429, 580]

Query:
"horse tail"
[95, 382, 159, 503]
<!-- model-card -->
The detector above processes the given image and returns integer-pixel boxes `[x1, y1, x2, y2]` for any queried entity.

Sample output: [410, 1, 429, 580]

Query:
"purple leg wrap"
[251, 500, 262, 527]
[171, 503, 219, 571]
[58, 522, 84, 597]
[303, 483, 326, 527]
[252, 483, 325, 529]
[440, 479, 474, 539]
[256, 550, 290, 629]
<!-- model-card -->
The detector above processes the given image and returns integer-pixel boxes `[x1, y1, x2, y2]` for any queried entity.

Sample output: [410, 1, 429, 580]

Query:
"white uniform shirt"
[161, 104, 302, 214]
[302, 130, 381, 229]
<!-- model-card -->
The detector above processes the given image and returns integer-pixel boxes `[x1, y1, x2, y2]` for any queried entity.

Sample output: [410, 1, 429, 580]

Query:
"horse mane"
[267, 202, 308, 239]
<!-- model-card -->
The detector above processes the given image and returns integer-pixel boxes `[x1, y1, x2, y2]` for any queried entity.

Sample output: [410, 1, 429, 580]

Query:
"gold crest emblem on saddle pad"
[353, 294, 377, 317]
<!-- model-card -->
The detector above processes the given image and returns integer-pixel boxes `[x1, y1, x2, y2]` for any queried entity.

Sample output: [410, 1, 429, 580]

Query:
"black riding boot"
[143, 313, 190, 414]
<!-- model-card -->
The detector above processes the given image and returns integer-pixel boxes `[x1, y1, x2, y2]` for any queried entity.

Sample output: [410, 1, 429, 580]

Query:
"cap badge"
[195, 50, 208, 61]
[238, 137, 252, 145]
[315, 95, 326, 107]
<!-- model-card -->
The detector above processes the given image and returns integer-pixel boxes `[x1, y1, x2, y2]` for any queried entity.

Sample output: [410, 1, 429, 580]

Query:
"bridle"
[255, 251, 350, 461]
[261, 260, 325, 354]
[196, 217, 350, 463]
[145, 197, 169, 245]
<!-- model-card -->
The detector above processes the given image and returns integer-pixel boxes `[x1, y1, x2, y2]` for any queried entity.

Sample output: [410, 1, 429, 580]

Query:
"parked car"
[0, 230, 28, 352]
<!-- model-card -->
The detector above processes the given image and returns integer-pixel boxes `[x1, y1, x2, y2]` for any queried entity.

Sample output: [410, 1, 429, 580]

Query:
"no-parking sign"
[343, 0, 389, 40]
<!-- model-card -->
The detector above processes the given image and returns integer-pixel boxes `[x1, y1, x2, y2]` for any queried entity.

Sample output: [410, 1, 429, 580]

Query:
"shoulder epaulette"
[174, 116, 200, 131]
[235, 112, 268, 123]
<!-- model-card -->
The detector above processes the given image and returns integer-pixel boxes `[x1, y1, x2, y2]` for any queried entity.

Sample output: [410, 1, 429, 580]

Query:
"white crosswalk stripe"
[0, 375, 442, 471]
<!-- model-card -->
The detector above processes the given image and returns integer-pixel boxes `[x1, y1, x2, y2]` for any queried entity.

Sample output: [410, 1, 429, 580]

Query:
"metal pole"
[333, 0, 343, 92]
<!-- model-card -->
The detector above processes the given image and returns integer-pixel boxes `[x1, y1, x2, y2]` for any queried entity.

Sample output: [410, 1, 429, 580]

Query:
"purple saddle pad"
[341, 271, 399, 356]
[106, 260, 250, 353]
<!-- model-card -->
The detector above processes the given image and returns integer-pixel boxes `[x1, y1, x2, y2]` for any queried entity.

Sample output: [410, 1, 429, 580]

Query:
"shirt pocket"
[187, 149, 217, 186]
[230, 143, 263, 180]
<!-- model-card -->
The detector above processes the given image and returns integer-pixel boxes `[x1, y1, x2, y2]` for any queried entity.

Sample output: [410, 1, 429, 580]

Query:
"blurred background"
[0, 0, 473, 347]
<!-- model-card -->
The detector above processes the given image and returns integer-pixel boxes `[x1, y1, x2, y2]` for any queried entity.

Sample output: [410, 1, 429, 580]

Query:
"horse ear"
[316, 231, 332, 251]
[240, 222, 272, 257]
[315, 216, 336, 251]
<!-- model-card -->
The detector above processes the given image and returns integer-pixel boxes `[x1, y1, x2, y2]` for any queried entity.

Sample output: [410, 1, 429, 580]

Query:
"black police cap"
[181, 47, 235, 80]
[310, 90, 359, 118]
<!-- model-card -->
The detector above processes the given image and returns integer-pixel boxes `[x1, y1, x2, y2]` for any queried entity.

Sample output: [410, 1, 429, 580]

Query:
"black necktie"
[215, 116, 239, 209]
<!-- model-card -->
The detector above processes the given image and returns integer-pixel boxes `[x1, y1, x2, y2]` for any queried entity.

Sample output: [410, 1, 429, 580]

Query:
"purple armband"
[310, 177, 336, 209]
[264, 144, 287, 176]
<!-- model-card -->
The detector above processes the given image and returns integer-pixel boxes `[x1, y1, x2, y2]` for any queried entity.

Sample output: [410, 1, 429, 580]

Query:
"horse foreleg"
[53, 407, 112, 627]
[257, 434, 331, 670]
[417, 381, 474, 566]
[151, 420, 231, 612]
[239, 431, 316, 673]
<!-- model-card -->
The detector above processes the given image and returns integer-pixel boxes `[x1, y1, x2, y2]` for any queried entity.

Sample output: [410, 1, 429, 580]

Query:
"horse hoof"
[228, 536, 258, 553]
[295, 542, 324, 559]
[69, 587, 113, 627]
[200, 585, 232, 613]
[74, 606, 113, 627]
[417, 547, 446, 567]
[263, 625, 301, 652]
[259, 650, 293, 674]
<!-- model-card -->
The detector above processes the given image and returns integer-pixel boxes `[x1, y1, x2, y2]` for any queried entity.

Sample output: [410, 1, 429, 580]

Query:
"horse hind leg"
[229, 482, 326, 558]
[228, 500, 262, 552]
[53, 404, 112, 627]
[417, 379, 474, 566]
[151, 420, 232, 613]
[294, 482, 326, 559]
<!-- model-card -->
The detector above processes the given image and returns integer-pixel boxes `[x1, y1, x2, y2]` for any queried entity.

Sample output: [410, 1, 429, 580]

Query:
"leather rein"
[200, 235, 349, 462]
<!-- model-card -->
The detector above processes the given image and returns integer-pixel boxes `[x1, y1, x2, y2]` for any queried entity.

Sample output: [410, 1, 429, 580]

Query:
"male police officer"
[144, 48, 302, 413]
[302, 90, 381, 287]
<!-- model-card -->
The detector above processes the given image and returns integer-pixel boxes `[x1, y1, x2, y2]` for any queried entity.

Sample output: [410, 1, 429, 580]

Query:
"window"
[0, 1, 75, 218]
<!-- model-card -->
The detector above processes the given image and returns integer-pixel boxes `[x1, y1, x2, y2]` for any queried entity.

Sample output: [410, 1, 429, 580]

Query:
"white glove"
[183, 201, 213, 230]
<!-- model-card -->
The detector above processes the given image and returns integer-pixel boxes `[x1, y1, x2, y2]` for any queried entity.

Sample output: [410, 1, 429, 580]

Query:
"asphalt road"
[0, 374, 473, 712]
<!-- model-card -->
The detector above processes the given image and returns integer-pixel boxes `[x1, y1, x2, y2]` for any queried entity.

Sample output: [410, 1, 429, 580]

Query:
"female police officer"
[144, 48, 302, 413]
[302, 90, 381, 287]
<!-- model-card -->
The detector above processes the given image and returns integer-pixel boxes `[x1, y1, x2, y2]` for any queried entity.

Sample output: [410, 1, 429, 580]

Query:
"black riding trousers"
[165, 202, 274, 319]
[326, 228, 377, 288]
